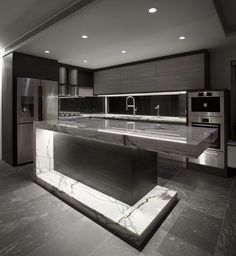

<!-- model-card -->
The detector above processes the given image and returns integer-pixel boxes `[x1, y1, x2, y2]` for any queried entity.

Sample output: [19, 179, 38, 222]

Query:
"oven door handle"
[192, 123, 219, 129]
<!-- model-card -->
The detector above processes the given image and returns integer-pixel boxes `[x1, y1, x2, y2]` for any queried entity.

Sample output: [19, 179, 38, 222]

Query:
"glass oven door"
[191, 97, 221, 112]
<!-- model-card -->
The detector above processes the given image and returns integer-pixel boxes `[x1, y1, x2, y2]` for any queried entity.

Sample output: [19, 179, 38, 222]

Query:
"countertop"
[35, 118, 217, 158]
[79, 114, 187, 124]
[59, 113, 187, 124]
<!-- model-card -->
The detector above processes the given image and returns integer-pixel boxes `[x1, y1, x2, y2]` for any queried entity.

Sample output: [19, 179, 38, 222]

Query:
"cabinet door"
[121, 62, 156, 93]
[94, 62, 156, 94]
[228, 145, 236, 168]
[94, 53, 207, 95]
[155, 53, 205, 91]
[94, 67, 122, 94]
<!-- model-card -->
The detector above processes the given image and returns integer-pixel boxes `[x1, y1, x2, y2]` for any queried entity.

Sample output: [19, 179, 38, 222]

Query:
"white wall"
[0, 50, 3, 160]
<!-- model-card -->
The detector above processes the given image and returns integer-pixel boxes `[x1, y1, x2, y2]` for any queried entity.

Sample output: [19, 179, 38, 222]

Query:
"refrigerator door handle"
[34, 85, 43, 121]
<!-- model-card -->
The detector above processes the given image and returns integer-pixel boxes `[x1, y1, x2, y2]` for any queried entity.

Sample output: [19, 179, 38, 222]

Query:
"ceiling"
[2, 0, 236, 69]
[0, 0, 78, 49]
[213, 0, 236, 36]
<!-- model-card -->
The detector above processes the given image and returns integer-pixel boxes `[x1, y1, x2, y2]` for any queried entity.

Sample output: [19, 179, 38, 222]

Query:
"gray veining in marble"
[34, 117, 217, 158]
[62, 113, 187, 124]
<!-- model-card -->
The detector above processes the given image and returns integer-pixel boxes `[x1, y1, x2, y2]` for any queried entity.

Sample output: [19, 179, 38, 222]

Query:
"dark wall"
[14, 52, 59, 81]
[2, 52, 59, 166]
[2, 53, 14, 165]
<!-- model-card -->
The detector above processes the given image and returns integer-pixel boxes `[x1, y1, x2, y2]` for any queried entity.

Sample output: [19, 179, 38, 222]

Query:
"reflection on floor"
[0, 159, 235, 256]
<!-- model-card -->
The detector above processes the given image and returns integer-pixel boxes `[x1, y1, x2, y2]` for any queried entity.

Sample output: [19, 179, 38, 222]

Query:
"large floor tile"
[215, 201, 236, 256]
[157, 233, 212, 256]
[27, 216, 110, 256]
[197, 173, 233, 196]
[166, 207, 222, 255]
[188, 187, 228, 219]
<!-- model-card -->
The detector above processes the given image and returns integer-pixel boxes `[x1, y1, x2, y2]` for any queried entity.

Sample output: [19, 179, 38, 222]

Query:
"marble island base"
[36, 169, 177, 249]
[34, 127, 177, 249]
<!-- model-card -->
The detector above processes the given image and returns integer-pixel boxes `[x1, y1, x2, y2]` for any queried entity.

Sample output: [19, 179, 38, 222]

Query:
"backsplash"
[108, 94, 187, 117]
[59, 97, 105, 113]
[59, 93, 187, 118]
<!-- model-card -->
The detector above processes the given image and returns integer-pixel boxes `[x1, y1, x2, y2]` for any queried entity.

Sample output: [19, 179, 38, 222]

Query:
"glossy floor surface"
[0, 159, 235, 256]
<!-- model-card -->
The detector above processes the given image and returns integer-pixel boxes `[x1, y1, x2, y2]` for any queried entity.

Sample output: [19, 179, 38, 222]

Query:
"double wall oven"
[188, 91, 228, 172]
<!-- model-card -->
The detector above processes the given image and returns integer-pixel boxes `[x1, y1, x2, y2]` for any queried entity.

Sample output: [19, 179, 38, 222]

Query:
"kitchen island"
[34, 118, 217, 249]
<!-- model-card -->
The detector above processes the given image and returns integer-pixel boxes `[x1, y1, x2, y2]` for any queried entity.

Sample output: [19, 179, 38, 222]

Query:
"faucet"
[126, 96, 137, 115]
[155, 105, 160, 117]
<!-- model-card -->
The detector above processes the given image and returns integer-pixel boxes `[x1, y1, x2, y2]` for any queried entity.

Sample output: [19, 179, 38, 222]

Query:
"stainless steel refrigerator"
[16, 77, 58, 165]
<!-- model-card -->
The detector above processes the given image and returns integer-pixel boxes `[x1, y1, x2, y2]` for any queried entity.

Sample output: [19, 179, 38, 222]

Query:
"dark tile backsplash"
[108, 94, 187, 117]
[59, 97, 105, 113]
[59, 94, 187, 117]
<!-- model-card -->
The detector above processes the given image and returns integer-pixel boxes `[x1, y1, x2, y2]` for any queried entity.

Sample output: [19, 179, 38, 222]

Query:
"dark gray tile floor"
[0, 159, 236, 256]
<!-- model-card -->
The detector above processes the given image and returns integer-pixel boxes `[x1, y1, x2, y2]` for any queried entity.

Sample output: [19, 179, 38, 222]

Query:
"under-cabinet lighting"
[98, 91, 186, 97]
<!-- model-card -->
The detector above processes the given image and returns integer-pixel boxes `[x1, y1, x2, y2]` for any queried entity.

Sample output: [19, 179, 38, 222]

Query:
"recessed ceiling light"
[83, 60, 88, 63]
[82, 35, 88, 39]
[148, 8, 157, 13]
[179, 36, 186, 40]
[45, 50, 50, 54]
[121, 50, 127, 54]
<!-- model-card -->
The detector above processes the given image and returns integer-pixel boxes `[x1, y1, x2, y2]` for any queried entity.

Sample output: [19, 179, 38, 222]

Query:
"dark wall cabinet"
[78, 70, 94, 87]
[14, 52, 59, 80]
[2, 52, 59, 166]
[94, 51, 209, 95]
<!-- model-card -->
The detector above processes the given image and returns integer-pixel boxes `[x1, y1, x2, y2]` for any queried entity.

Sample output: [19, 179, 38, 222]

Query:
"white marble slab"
[35, 118, 217, 158]
[34, 127, 177, 248]
[69, 113, 187, 124]
[36, 170, 176, 238]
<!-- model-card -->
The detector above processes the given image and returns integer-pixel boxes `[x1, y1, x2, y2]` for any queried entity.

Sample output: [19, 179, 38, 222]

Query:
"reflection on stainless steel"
[125, 96, 137, 115]
[126, 121, 135, 131]
[155, 105, 160, 117]
[188, 90, 227, 170]
[17, 77, 58, 165]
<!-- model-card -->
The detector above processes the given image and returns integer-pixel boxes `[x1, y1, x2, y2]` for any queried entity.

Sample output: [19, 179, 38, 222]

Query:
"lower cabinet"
[228, 144, 236, 169]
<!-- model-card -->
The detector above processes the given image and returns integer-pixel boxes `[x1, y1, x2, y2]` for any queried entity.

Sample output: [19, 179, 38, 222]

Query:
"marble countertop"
[35, 118, 217, 158]
[59, 113, 186, 124]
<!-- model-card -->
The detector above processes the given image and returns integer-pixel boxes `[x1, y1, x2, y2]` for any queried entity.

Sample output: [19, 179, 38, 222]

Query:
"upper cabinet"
[94, 51, 209, 95]
[94, 62, 156, 94]
[155, 54, 206, 91]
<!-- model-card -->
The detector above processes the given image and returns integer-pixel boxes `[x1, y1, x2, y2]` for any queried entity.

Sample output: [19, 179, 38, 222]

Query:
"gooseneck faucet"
[155, 105, 160, 117]
[126, 96, 137, 116]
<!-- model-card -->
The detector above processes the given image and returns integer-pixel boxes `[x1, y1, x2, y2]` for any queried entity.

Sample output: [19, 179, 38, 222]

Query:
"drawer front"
[228, 146, 236, 168]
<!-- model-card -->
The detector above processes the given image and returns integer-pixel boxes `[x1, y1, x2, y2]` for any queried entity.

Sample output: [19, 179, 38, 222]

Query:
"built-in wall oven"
[188, 91, 228, 172]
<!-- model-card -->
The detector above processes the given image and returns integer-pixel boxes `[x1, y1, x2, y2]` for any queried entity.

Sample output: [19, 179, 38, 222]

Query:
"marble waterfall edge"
[34, 127, 177, 249]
